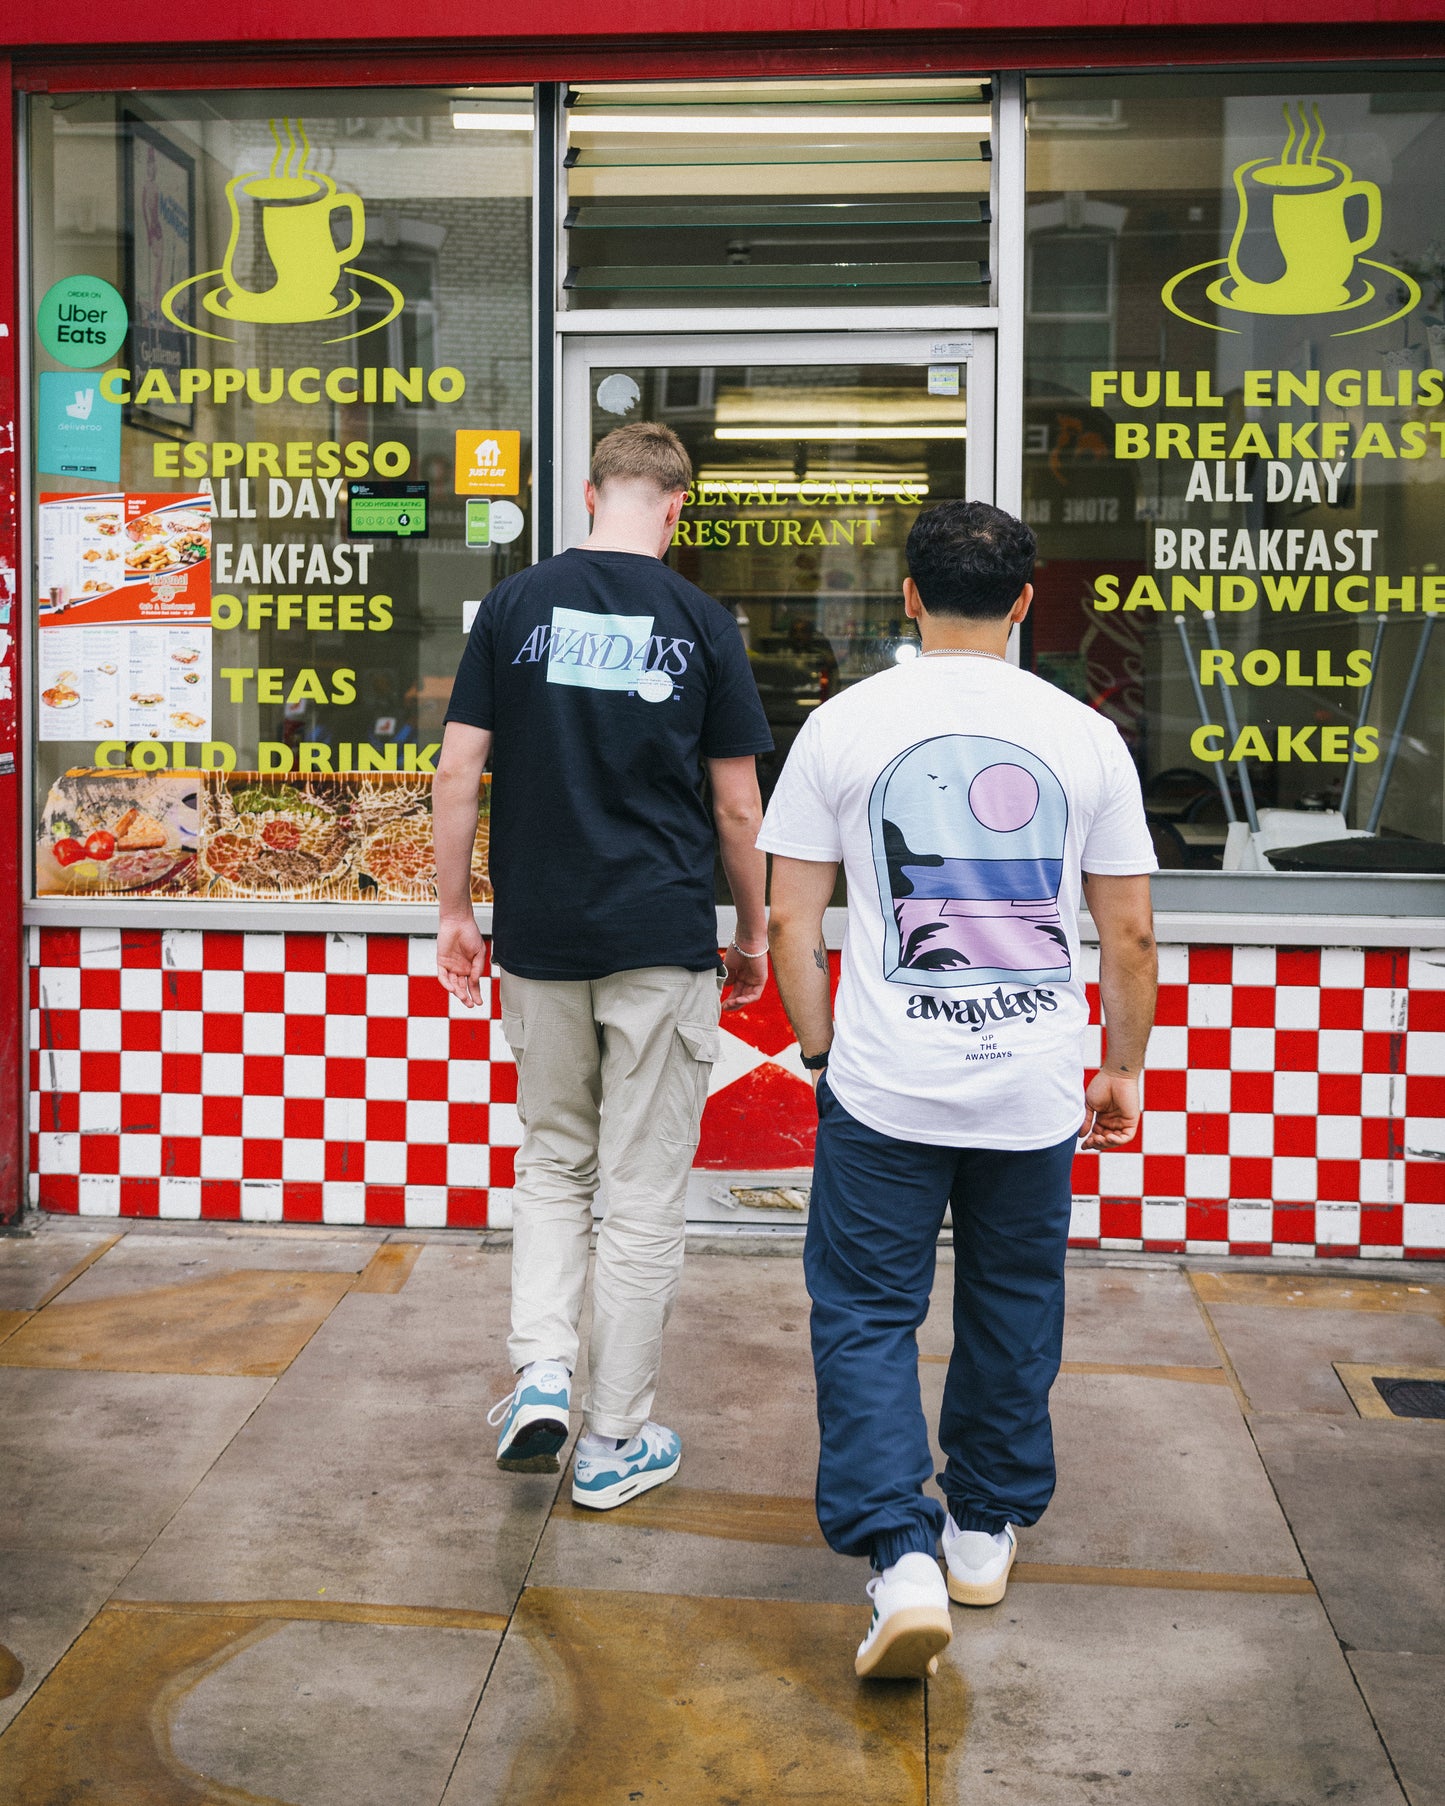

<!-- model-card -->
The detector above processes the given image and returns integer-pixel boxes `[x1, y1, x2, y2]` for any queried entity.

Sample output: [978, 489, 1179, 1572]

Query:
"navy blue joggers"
[804, 1075, 1077, 1570]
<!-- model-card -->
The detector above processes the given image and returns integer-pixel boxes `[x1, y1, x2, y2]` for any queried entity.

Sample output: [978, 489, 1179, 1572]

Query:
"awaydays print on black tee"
[445, 547, 773, 982]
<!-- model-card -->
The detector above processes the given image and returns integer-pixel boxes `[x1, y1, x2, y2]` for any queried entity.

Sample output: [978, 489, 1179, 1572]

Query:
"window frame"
[16, 62, 1444, 934]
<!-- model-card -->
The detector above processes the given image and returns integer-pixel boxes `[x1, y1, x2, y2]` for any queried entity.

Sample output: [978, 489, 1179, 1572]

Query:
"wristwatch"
[800, 1050, 830, 1071]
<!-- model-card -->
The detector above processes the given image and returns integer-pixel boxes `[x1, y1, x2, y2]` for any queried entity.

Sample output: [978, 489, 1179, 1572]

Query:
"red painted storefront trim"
[13, 26, 1445, 91]
[0, 55, 23, 1228]
[7, 0, 1445, 55]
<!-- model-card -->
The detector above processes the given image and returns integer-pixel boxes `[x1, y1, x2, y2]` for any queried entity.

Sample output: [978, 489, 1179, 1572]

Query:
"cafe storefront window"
[1023, 75, 1445, 882]
[27, 87, 533, 905]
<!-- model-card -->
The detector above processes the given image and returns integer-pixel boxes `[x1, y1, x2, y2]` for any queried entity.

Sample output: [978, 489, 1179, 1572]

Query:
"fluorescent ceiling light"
[568, 113, 990, 135]
[696, 473, 930, 496]
[717, 390, 965, 428]
[714, 426, 968, 440]
[451, 101, 534, 130]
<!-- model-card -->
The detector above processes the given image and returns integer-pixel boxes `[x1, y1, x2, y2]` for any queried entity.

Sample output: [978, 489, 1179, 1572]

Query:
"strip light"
[451, 102, 534, 130]
[714, 426, 968, 440]
[567, 113, 990, 135]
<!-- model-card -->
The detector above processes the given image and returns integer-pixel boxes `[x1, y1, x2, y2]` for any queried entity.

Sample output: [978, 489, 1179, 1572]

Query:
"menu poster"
[37, 623, 211, 744]
[38, 491, 212, 626]
[38, 491, 212, 744]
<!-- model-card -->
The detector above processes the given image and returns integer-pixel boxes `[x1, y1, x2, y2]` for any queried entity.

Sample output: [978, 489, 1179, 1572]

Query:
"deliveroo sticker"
[37, 276, 129, 369]
[37, 372, 122, 481]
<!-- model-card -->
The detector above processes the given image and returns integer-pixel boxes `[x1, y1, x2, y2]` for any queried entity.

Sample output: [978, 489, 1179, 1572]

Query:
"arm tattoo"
[813, 940, 828, 972]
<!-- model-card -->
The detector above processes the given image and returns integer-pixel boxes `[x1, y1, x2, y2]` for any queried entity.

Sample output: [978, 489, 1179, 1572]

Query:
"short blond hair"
[590, 421, 692, 495]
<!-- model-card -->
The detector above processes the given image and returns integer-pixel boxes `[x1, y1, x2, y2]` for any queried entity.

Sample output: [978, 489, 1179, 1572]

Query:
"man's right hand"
[437, 913, 488, 1009]
[1079, 1068, 1141, 1150]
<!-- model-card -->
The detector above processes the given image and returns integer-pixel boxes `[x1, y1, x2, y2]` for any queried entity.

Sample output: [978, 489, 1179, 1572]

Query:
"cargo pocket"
[501, 1008, 527, 1126]
[663, 1019, 719, 1149]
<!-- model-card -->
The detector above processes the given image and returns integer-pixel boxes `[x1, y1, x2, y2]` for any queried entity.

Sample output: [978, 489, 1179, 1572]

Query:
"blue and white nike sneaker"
[571, 1421, 682, 1510]
[487, 1361, 571, 1472]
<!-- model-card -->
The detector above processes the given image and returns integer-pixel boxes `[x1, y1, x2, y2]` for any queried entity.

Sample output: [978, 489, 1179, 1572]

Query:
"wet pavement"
[0, 1218, 1441, 1805]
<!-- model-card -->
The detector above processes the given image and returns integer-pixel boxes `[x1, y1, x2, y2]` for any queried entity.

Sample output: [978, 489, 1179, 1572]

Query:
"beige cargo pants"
[498, 963, 722, 1440]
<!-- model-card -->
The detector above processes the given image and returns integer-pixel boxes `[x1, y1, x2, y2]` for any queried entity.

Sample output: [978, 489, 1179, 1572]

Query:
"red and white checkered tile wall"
[26, 927, 1445, 1259]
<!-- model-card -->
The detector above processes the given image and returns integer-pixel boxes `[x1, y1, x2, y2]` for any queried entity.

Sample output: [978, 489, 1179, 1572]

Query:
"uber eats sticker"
[38, 276, 129, 370]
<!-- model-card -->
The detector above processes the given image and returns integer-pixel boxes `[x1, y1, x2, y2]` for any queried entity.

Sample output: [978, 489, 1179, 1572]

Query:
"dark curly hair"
[905, 500, 1037, 619]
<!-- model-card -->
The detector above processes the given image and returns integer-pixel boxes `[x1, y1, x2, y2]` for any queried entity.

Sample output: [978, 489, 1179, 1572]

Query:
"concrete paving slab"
[531, 1490, 861, 1605]
[444, 1585, 925, 1806]
[1193, 1271, 1445, 1318]
[1348, 1652, 1445, 1806]
[116, 1248, 561, 1615]
[1061, 1265, 1222, 1368]
[920, 1261, 1222, 1370]
[58, 1229, 380, 1294]
[0, 1367, 270, 1557]
[931, 1581, 1405, 1806]
[1208, 1304, 1445, 1415]
[651, 1253, 818, 1497]
[0, 1231, 120, 1310]
[0, 1553, 118, 1738]
[916, 1369, 1303, 1577]
[0, 1368, 269, 1738]
[0, 1269, 355, 1376]
[1250, 1417, 1445, 1654]
[170, 1617, 496, 1806]
[0, 1603, 498, 1806]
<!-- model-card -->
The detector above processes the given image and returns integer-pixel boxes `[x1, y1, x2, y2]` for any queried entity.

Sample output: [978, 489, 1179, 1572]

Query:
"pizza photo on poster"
[36, 768, 492, 904]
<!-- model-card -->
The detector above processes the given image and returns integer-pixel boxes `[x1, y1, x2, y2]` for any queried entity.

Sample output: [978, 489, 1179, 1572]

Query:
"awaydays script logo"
[510, 608, 696, 696]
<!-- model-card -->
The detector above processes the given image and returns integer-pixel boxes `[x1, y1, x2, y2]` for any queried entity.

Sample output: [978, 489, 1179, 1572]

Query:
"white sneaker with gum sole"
[943, 1518, 1017, 1606]
[854, 1552, 953, 1680]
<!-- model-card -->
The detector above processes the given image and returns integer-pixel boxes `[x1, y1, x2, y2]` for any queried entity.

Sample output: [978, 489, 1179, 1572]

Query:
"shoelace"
[486, 1367, 569, 1427]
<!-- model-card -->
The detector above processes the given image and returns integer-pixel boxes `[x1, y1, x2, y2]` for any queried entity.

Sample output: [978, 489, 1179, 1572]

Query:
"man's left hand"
[722, 943, 768, 1012]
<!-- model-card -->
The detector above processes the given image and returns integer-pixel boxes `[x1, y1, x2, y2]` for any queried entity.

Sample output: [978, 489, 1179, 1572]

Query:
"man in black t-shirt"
[434, 421, 773, 1512]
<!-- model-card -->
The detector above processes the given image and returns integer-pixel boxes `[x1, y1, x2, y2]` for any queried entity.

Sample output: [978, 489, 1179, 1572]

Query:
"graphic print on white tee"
[868, 733, 1071, 990]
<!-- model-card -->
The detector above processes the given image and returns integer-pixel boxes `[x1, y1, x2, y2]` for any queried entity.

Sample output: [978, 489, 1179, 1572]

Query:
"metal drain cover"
[1371, 1376, 1445, 1419]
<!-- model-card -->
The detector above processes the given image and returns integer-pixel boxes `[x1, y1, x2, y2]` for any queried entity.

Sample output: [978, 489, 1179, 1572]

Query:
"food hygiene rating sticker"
[348, 480, 429, 538]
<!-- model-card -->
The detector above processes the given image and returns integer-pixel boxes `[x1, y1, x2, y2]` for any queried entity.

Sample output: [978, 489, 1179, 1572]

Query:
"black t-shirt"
[444, 547, 773, 981]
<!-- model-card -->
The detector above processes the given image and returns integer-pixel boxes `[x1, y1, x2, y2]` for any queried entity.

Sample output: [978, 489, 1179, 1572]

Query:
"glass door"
[560, 331, 995, 808]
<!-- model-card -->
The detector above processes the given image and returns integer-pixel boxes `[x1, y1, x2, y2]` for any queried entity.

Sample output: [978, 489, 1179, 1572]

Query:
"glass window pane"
[29, 88, 533, 903]
[1024, 74, 1445, 875]
[587, 357, 970, 900]
[565, 78, 993, 309]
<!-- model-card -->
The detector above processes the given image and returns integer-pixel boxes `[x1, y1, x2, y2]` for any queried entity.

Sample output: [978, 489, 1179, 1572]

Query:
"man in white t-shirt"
[761, 501, 1158, 1681]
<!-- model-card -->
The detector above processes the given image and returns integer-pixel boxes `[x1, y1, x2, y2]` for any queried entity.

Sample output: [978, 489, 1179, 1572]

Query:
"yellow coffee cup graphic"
[162, 118, 402, 345]
[1162, 103, 1419, 337]
[1213, 106, 1379, 315]
[216, 169, 365, 323]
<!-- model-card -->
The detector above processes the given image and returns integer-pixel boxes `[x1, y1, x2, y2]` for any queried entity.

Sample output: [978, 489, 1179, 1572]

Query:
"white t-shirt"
[758, 657, 1157, 1150]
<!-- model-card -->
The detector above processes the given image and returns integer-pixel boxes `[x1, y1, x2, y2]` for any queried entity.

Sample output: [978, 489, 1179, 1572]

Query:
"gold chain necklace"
[920, 648, 1005, 660]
